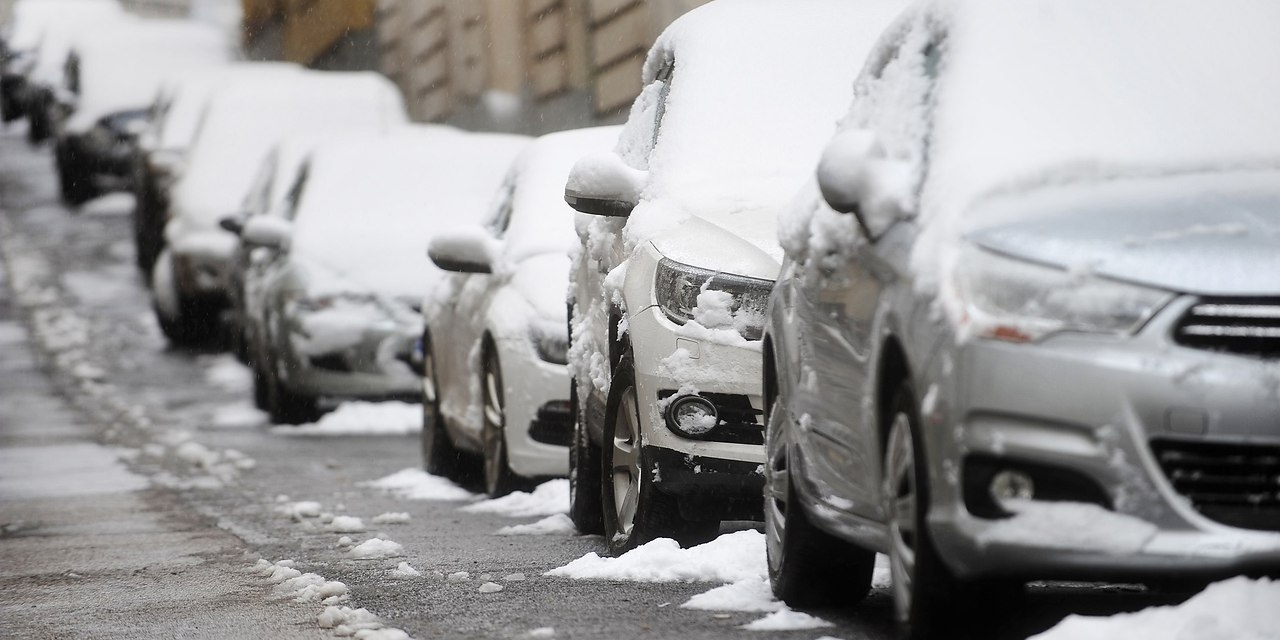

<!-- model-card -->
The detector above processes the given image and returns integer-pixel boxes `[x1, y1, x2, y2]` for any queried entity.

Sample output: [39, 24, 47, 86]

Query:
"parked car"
[152, 70, 407, 346]
[0, 0, 123, 126]
[131, 63, 300, 276]
[561, 0, 907, 551]
[423, 126, 621, 496]
[239, 127, 527, 424]
[51, 20, 231, 206]
[764, 0, 1280, 637]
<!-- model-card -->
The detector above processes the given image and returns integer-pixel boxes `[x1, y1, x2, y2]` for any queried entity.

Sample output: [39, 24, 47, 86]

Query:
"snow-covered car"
[241, 127, 527, 424]
[764, 1, 1280, 637]
[51, 19, 231, 205]
[9, 1, 129, 144]
[562, 0, 907, 552]
[422, 126, 621, 497]
[152, 69, 407, 346]
[131, 63, 300, 276]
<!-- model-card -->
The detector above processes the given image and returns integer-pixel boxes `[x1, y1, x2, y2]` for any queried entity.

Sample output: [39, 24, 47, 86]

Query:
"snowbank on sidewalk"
[272, 402, 420, 436]
[462, 480, 569, 518]
[546, 530, 765, 583]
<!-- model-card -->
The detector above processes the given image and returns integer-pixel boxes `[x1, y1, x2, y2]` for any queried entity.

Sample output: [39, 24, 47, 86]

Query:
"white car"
[241, 127, 527, 424]
[562, 0, 908, 551]
[423, 126, 621, 497]
[153, 69, 407, 346]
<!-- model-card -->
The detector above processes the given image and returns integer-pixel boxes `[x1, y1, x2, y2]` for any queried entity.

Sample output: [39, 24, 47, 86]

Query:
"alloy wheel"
[481, 359, 506, 493]
[884, 411, 919, 624]
[610, 388, 642, 538]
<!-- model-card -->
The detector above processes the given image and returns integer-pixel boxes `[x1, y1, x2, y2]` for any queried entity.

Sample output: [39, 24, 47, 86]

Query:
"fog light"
[989, 469, 1035, 508]
[666, 395, 719, 438]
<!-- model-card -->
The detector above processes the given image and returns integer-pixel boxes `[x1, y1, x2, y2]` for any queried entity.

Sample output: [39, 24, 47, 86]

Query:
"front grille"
[529, 400, 573, 447]
[1151, 439, 1280, 532]
[1174, 299, 1280, 358]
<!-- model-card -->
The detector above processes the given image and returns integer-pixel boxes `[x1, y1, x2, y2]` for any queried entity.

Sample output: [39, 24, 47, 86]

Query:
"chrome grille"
[1151, 439, 1280, 532]
[1174, 299, 1280, 357]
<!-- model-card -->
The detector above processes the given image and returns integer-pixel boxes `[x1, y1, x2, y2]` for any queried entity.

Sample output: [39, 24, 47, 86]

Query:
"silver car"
[763, 1, 1280, 638]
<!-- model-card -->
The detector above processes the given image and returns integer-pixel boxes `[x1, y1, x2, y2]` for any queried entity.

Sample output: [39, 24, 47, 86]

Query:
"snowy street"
[5, 122, 1265, 640]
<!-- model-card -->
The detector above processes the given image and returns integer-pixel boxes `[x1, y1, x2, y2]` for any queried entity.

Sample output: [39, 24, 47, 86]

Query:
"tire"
[480, 348, 520, 497]
[251, 346, 271, 411]
[264, 348, 319, 425]
[421, 334, 464, 478]
[155, 294, 220, 347]
[601, 356, 718, 555]
[765, 382, 875, 607]
[132, 175, 164, 277]
[55, 144, 96, 207]
[569, 378, 604, 535]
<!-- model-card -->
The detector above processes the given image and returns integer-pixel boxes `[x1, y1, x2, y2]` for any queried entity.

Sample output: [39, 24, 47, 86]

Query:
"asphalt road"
[0, 126, 1182, 640]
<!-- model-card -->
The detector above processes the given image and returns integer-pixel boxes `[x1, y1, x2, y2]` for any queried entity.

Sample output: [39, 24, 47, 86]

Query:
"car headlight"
[530, 324, 569, 365]
[654, 257, 773, 341]
[953, 246, 1174, 343]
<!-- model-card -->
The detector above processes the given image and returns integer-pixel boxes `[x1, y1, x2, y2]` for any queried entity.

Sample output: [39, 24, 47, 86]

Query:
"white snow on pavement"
[317, 605, 413, 640]
[371, 512, 412, 525]
[478, 582, 504, 593]
[348, 538, 405, 559]
[462, 479, 569, 518]
[495, 514, 577, 536]
[252, 559, 349, 604]
[682, 577, 783, 613]
[327, 516, 367, 533]
[546, 530, 766, 583]
[273, 401, 420, 436]
[362, 468, 476, 501]
[388, 562, 421, 578]
[1031, 576, 1280, 640]
[523, 628, 556, 639]
[740, 609, 834, 631]
[210, 403, 268, 429]
[201, 354, 253, 392]
[277, 501, 323, 519]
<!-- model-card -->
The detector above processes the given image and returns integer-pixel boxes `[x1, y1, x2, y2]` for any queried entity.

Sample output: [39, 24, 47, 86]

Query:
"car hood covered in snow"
[967, 171, 1280, 297]
[507, 253, 570, 325]
[649, 213, 783, 282]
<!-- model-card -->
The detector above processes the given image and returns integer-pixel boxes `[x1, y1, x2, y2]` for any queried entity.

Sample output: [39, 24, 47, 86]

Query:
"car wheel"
[481, 349, 520, 497]
[251, 342, 271, 411]
[264, 342, 319, 425]
[420, 335, 463, 478]
[601, 356, 718, 555]
[55, 144, 96, 207]
[765, 387, 875, 607]
[569, 378, 604, 535]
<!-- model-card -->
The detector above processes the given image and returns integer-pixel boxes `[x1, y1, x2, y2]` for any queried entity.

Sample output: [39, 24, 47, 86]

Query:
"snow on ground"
[327, 516, 366, 533]
[277, 500, 323, 519]
[252, 559, 349, 604]
[546, 530, 766, 583]
[478, 582, 504, 594]
[210, 402, 268, 429]
[740, 609, 834, 631]
[682, 577, 782, 613]
[1031, 576, 1280, 640]
[495, 514, 577, 536]
[371, 512, 412, 525]
[272, 401, 420, 436]
[387, 562, 421, 578]
[362, 468, 476, 501]
[347, 538, 405, 559]
[462, 479, 569, 518]
[200, 354, 253, 392]
[79, 193, 135, 217]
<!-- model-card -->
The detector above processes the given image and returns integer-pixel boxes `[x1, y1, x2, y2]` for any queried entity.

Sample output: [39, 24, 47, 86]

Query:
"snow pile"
[275, 402, 420, 437]
[741, 609, 834, 631]
[327, 516, 366, 533]
[276, 500, 323, 520]
[387, 562, 421, 579]
[478, 582, 504, 594]
[978, 502, 1158, 554]
[201, 354, 253, 392]
[495, 514, 577, 536]
[1031, 577, 1280, 640]
[523, 629, 556, 639]
[362, 469, 476, 502]
[210, 403, 268, 429]
[317, 605, 413, 639]
[347, 538, 404, 560]
[252, 559, 349, 604]
[546, 530, 765, 583]
[682, 577, 782, 613]
[371, 512, 412, 525]
[462, 480, 569, 518]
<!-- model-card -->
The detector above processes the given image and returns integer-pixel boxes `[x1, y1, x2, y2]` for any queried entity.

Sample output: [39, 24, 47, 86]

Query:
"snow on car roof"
[154, 63, 301, 151]
[627, 0, 909, 256]
[4, 0, 123, 51]
[926, 0, 1280, 220]
[171, 70, 408, 227]
[25, 7, 133, 87]
[65, 19, 232, 133]
[288, 127, 529, 297]
[502, 125, 623, 264]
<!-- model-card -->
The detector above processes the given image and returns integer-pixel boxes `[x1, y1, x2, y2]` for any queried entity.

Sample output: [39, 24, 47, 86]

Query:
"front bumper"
[60, 130, 135, 185]
[926, 296, 1280, 581]
[280, 307, 420, 401]
[493, 336, 572, 479]
[169, 231, 238, 301]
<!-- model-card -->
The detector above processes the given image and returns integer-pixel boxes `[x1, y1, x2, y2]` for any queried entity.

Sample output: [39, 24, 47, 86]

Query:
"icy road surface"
[0, 127, 1237, 639]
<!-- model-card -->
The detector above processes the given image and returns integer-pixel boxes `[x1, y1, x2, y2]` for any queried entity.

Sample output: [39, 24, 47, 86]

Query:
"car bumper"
[60, 131, 135, 183]
[493, 336, 572, 479]
[280, 315, 421, 402]
[926, 297, 1280, 581]
[169, 231, 237, 301]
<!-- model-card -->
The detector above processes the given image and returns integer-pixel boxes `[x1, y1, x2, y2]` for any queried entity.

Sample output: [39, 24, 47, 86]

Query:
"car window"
[615, 61, 674, 171]
[484, 173, 517, 238]
[241, 151, 277, 217]
[283, 162, 309, 221]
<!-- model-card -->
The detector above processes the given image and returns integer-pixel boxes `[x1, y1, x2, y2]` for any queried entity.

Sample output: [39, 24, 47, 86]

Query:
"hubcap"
[884, 412, 918, 624]
[482, 363, 505, 491]
[611, 388, 641, 537]
[422, 350, 437, 404]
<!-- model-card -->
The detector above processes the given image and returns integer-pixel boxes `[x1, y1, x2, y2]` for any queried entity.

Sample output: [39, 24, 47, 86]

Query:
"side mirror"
[816, 129, 913, 238]
[241, 216, 292, 250]
[428, 227, 496, 274]
[219, 215, 245, 235]
[563, 152, 646, 218]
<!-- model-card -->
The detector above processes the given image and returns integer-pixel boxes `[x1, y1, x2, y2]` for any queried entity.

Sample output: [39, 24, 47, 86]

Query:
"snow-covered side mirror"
[564, 151, 646, 218]
[241, 216, 292, 251]
[428, 227, 495, 274]
[816, 129, 913, 239]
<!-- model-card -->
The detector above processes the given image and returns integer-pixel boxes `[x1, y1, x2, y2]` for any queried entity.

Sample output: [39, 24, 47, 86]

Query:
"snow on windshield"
[289, 128, 527, 298]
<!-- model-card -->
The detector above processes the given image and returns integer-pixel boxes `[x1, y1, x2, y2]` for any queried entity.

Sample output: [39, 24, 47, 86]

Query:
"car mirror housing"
[563, 151, 646, 218]
[816, 129, 914, 238]
[218, 215, 246, 235]
[240, 216, 292, 251]
[428, 227, 496, 274]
